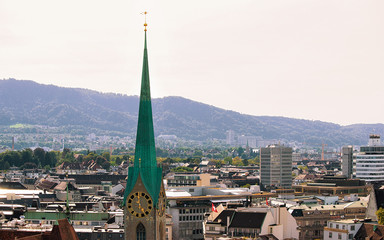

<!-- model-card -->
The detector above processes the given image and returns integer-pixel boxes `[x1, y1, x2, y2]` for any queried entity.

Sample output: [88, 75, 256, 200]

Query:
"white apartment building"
[323, 219, 362, 240]
[355, 135, 384, 182]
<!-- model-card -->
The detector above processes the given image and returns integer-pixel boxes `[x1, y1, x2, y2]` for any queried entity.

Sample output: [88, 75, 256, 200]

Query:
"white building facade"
[355, 135, 384, 182]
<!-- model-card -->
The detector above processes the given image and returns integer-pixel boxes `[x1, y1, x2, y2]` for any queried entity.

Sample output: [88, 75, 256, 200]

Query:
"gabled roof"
[229, 212, 266, 229]
[355, 223, 384, 240]
[36, 179, 58, 190]
[54, 182, 77, 191]
[213, 209, 266, 229]
[214, 209, 235, 226]
[0, 218, 79, 240]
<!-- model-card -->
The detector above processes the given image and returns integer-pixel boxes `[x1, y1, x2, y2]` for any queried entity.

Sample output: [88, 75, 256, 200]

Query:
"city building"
[354, 222, 384, 239]
[355, 135, 384, 182]
[225, 130, 236, 145]
[293, 175, 369, 196]
[0, 219, 79, 240]
[166, 173, 211, 187]
[166, 186, 276, 240]
[260, 144, 292, 189]
[204, 206, 299, 240]
[122, 20, 166, 239]
[341, 146, 354, 179]
[291, 200, 367, 240]
[323, 219, 363, 240]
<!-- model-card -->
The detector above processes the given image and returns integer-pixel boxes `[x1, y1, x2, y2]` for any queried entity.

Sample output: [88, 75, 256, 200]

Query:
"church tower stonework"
[123, 16, 166, 240]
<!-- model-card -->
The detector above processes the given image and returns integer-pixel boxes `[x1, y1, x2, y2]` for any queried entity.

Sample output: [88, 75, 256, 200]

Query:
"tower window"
[137, 223, 146, 240]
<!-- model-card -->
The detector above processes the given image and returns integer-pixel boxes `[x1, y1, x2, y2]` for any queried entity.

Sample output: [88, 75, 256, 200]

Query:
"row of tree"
[0, 148, 58, 170]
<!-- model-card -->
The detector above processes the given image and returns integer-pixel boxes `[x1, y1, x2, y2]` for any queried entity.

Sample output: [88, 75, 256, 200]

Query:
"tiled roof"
[229, 212, 266, 229]
[0, 218, 79, 240]
[355, 223, 384, 240]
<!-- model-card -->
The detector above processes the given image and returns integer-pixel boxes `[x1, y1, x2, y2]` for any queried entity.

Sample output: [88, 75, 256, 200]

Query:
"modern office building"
[342, 146, 354, 178]
[260, 144, 292, 189]
[355, 135, 384, 182]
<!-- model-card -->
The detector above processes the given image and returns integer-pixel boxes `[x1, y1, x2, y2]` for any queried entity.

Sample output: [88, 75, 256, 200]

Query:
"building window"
[329, 232, 332, 238]
[351, 225, 355, 231]
[136, 223, 146, 240]
[338, 233, 342, 239]
[349, 234, 353, 239]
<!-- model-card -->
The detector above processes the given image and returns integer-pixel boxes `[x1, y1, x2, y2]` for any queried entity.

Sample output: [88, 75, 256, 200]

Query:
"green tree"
[224, 156, 232, 165]
[34, 148, 46, 166]
[242, 158, 249, 166]
[172, 166, 193, 172]
[115, 157, 122, 165]
[21, 149, 33, 166]
[3, 151, 22, 167]
[377, 207, 384, 225]
[45, 151, 58, 167]
[102, 152, 110, 161]
[3, 161, 10, 170]
[61, 148, 71, 159]
[237, 147, 244, 156]
[232, 157, 243, 166]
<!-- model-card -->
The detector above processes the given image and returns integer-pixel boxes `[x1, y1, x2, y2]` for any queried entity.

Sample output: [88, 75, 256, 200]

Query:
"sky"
[1, 0, 384, 126]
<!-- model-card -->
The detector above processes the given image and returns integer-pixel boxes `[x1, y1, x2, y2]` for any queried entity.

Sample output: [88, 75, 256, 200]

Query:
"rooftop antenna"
[65, 172, 70, 221]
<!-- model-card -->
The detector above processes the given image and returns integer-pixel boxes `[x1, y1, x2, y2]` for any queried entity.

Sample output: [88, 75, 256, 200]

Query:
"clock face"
[157, 190, 166, 217]
[127, 192, 153, 218]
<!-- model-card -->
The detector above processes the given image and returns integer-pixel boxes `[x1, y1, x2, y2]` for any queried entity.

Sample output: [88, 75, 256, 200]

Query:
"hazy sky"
[1, 0, 383, 125]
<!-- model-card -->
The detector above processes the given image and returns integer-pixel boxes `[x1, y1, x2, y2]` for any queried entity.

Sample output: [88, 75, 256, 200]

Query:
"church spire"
[123, 15, 162, 206]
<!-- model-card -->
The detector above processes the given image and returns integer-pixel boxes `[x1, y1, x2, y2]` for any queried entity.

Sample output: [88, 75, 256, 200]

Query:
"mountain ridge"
[1, 79, 383, 147]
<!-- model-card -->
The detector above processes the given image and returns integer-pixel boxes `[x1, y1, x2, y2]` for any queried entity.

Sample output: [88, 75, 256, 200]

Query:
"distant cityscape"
[0, 6, 382, 239]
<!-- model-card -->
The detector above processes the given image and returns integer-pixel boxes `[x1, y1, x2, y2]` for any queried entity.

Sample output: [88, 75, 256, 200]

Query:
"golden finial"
[142, 11, 148, 31]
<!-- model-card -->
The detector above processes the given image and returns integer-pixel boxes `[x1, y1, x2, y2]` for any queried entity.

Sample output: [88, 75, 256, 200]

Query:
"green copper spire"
[123, 31, 162, 206]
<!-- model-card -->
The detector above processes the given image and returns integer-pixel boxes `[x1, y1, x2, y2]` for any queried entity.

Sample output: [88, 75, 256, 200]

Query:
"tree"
[224, 156, 232, 165]
[21, 162, 37, 169]
[242, 158, 249, 166]
[102, 152, 110, 161]
[377, 207, 384, 225]
[3, 151, 22, 167]
[45, 151, 58, 167]
[232, 157, 243, 166]
[21, 149, 33, 166]
[115, 157, 122, 165]
[237, 147, 244, 156]
[61, 148, 71, 159]
[34, 148, 46, 166]
[172, 166, 193, 172]
[3, 161, 10, 170]
[96, 156, 107, 165]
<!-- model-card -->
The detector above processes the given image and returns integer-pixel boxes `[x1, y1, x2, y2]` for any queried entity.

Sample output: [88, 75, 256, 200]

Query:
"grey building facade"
[260, 145, 292, 189]
[341, 146, 354, 179]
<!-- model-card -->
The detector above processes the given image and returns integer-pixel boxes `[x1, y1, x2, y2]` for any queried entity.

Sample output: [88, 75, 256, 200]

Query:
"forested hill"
[0, 79, 383, 147]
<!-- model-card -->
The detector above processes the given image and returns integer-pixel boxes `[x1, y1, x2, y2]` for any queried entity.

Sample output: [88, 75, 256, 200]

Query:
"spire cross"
[142, 11, 148, 31]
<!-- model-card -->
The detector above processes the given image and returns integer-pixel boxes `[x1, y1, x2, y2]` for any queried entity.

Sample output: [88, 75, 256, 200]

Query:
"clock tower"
[123, 15, 166, 240]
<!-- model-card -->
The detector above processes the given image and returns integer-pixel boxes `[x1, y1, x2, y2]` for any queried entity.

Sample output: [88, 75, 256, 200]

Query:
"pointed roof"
[123, 31, 162, 206]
